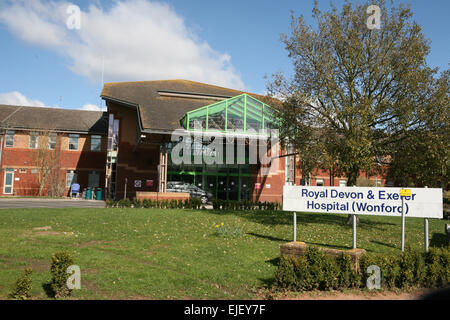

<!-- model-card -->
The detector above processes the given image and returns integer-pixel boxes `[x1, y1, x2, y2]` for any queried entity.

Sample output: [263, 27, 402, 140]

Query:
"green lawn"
[0, 208, 447, 299]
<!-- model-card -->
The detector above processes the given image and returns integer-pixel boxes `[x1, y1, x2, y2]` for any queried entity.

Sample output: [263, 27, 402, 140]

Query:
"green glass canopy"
[180, 94, 279, 133]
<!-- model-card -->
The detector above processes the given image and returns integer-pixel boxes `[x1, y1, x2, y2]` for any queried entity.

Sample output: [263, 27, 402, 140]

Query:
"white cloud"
[80, 103, 105, 111]
[0, 91, 50, 107]
[0, 0, 245, 89]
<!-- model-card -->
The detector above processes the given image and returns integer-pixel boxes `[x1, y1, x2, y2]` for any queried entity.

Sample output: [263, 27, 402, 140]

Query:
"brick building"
[0, 105, 108, 197]
[101, 80, 385, 202]
[0, 79, 385, 201]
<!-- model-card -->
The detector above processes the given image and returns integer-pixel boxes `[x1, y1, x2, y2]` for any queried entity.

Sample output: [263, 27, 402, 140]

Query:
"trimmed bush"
[275, 247, 450, 292]
[50, 251, 74, 298]
[9, 268, 33, 300]
[275, 247, 359, 291]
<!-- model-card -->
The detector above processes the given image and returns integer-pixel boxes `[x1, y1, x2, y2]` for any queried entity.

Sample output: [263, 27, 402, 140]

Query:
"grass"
[0, 208, 447, 300]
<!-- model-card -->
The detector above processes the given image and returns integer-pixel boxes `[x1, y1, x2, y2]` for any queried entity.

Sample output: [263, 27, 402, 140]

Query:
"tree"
[32, 130, 61, 196]
[386, 69, 450, 188]
[268, 0, 447, 187]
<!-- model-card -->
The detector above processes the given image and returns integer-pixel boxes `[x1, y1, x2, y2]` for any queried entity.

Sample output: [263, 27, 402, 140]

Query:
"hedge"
[106, 198, 204, 209]
[106, 198, 282, 211]
[274, 246, 449, 291]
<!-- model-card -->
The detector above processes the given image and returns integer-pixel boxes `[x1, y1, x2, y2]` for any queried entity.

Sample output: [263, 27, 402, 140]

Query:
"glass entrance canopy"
[180, 94, 279, 133]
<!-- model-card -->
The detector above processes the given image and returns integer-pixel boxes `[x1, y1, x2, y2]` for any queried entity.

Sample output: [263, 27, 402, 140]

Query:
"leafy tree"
[386, 69, 449, 188]
[268, 0, 447, 189]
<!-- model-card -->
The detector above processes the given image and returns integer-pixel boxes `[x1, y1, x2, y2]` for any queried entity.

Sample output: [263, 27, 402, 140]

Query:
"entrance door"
[228, 176, 239, 201]
[206, 176, 217, 200]
[217, 175, 227, 200]
[4, 169, 14, 194]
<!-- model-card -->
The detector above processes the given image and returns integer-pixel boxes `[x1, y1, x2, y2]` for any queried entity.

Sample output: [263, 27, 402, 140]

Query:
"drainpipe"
[0, 133, 4, 169]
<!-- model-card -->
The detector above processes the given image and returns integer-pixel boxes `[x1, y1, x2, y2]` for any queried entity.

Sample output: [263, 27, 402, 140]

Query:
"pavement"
[0, 197, 106, 209]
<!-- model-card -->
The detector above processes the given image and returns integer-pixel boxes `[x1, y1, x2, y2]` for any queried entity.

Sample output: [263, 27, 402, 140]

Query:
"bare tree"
[32, 130, 61, 196]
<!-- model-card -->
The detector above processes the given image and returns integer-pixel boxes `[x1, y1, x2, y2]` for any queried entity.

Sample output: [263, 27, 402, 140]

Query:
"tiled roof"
[101, 79, 279, 131]
[0, 105, 108, 134]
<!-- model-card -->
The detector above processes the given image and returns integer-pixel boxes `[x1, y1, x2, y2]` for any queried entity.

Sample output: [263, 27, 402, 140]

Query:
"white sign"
[283, 186, 443, 219]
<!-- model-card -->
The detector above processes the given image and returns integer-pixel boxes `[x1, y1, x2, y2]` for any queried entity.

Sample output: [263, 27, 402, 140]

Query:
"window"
[339, 180, 347, 187]
[5, 130, 14, 148]
[48, 133, 57, 150]
[88, 171, 100, 187]
[66, 170, 77, 188]
[31, 168, 38, 174]
[91, 135, 101, 151]
[29, 132, 38, 149]
[316, 178, 324, 186]
[68, 134, 79, 150]
[19, 168, 27, 173]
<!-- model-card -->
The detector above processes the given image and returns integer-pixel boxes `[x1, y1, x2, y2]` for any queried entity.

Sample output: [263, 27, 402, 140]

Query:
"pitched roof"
[101, 79, 279, 131]
[0, 105, 108, 134]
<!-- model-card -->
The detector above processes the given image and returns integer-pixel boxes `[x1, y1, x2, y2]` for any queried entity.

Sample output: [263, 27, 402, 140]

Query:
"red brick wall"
[0, 131, 107, 196]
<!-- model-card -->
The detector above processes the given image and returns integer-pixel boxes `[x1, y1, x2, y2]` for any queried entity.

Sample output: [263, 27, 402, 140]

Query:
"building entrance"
[167, 164, 251, 201]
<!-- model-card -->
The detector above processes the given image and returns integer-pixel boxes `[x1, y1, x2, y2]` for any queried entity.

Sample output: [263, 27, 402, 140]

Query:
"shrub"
[50, 251, 74, 298]
[336, 253, 361, 289]
[275, 246, 450, 292]
[9, 268, 33, 300]
[117, 198, 131, 208]
[105, 199, 116, 208]
[142, 199, 151, 208]
[132, 198, 142, 208]
[424, 247, 450, 287]
[275, 247, 358, 291]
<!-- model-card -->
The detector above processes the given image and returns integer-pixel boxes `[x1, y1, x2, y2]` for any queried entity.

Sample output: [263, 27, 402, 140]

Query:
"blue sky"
[0, 0, 448, 111]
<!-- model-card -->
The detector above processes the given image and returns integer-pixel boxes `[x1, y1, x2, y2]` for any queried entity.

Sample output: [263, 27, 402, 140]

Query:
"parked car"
[166, 182, 213, 204]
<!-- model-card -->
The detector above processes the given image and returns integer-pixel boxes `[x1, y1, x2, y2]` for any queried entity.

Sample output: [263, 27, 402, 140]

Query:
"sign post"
[293, 212, 297, 242]
[400, 189, 411, 252]
[352, 214, 357, 249]
[424, 186, 429, 252]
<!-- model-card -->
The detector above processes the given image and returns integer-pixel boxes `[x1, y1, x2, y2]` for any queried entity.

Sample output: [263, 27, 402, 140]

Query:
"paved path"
[0, 198, 106, 209]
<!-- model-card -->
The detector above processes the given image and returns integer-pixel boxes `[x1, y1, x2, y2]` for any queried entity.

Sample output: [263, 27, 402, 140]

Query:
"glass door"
[217, 175, 227, 200]
[206, 175, 217, 200]
[4, 169, 14, 194]
[228, 176, 239, 201]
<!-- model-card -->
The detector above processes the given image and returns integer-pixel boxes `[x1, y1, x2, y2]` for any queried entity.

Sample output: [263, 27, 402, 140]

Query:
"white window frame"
[316, 178, 324, 186]
[5, 130, 14, 148]
[48, 133, 57, 150]
[90, 135, 102, 152]
[339, 179, 347, 187]
[29, 132, 38, 149]
[68, 134, 79, 150]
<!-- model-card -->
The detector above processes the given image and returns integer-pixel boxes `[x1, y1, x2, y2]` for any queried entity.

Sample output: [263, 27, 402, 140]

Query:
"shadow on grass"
[370, 240, 398, 250]
[42, 281, 55, 298]
[209, 210, 396, 231]
[430, 233, 449, 248]
[247, 232, 289, 242]
[259, 277, 277, 290]
[265, 257, 280, 267]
